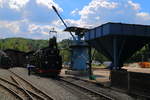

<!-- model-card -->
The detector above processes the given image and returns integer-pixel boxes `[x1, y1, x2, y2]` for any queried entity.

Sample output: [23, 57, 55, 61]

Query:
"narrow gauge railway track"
[0, 82, 23, 100]
[57, 77, 115, 100]
[52, 78, 93, 100]
[0, 76, 34, 100]
[0, 75, 53, 100]
[63, 77, 133, 100]
[6, 70, 54, 100]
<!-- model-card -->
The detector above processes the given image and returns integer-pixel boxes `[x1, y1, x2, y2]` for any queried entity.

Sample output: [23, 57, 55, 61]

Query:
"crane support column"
[64, 27, 90, 76]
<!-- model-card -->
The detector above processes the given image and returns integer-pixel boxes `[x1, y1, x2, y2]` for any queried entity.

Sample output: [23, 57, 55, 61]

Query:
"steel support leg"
[88, 46, 92, 76]
[113, 37, 118, 69]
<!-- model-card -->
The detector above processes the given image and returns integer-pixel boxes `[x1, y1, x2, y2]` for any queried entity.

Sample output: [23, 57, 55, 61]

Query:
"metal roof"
[85, 22, 150, 40]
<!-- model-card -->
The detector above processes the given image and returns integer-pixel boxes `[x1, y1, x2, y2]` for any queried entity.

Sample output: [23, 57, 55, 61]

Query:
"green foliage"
[58, 39, 72, 49]
[92, 49, 108, 63]
[0, 38, 49, 52]
[58, 39, 72, 62]
[0, 38, 71, 62]
[60, 49, 71, 62]
[127, 44, 150, 63]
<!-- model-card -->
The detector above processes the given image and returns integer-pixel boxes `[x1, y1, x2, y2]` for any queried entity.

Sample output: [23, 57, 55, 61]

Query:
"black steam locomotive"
[28, 37, 62, 76]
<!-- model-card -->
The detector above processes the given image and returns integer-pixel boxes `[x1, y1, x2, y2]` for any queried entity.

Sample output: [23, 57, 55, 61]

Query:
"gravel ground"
[61, 68, 135, 100]
[0, 67, 148, 100]
[0, 68, 14, 81]
[0, 86, 20, 100]
[63, 77, 134, 100]
[10, 67, 136, 100]
[61, 68, 110, 85]
[6, 67, 148, 100]
[10, 67, 81, 100]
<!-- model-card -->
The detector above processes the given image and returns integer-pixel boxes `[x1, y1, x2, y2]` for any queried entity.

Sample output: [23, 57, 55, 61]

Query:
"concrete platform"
[65, 70, 89, 76]
[123, 66, 150, 73]
[61, 68, 111, 87]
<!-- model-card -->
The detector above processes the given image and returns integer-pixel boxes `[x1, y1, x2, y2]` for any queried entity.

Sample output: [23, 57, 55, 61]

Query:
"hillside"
[0, 38, 49, 52]
[0, 38, 71, 62]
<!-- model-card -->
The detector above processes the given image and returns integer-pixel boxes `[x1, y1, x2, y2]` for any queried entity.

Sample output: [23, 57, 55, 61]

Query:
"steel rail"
[0, 76, 45, 100]
[53, 79, 94, 100]
[59, 78, 115, 100]
[11, 76, 35, 100]
[10, 76, 45, 100]
[9, 70, 54, 100]
[0, 82, 23, 100]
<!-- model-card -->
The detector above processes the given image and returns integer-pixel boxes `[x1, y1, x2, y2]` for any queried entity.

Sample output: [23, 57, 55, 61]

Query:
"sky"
[0, 0, 150, 40]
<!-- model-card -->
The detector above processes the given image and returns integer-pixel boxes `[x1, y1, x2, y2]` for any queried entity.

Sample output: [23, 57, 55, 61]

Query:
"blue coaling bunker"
[84, 22, 150, 69]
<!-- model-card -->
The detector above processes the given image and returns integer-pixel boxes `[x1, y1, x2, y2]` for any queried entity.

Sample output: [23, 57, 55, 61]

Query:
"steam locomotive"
[27, 37, 62, 76]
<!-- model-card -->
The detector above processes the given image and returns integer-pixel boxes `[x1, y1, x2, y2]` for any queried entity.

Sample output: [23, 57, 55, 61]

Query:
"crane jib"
[52, 5, 76, 40]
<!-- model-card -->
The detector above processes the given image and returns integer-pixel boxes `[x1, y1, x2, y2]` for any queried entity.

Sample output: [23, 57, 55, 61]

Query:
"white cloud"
[0, 0, 29, 11]
[28, 24, 53, 35]
[0, 0, 150, 40]
[128, 0, 140, 10]
[53, 0, 120, 28]
[8, 0, 29, 11]
[64, 0, 150, 28]
[74, 0, 119, 27]
[79, 0, 118, 18]
[95, 16, 100, 20]
[36, 0, 63, 12]
[0, 0, 63, 12]
[0, 20, 57, 39]
[136, 12, 150, 20]
[0, 0, 65, 40]
[27, 23, 70, 41]
[0, 21, 20, 33]
[71, 8, 79, 16]
[0, 0, 3, 8]
[52, 19, 89, 29]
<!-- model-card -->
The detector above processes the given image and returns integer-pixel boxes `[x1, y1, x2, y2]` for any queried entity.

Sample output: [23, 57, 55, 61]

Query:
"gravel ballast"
[10, 67, 80, 100]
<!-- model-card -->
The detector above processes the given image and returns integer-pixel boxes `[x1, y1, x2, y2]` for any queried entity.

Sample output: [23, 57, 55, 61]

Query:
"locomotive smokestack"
[49, 37, 57, 49]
